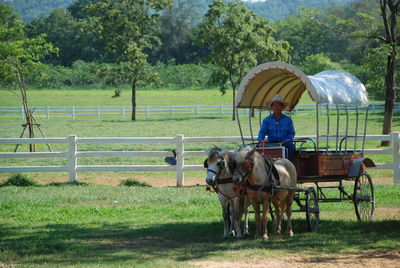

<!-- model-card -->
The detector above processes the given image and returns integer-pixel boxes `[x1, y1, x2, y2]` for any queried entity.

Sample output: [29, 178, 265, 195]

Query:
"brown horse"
[232, 148, 297, 240]
[204, 147, 249, 238]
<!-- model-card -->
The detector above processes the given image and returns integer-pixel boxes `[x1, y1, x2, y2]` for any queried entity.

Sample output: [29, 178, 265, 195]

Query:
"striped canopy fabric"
[236, 62, 369, 111]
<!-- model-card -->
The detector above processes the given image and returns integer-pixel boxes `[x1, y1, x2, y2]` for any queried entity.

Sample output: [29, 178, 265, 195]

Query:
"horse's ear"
[246, 148, 256, 158]
[203, 159, 208, 168]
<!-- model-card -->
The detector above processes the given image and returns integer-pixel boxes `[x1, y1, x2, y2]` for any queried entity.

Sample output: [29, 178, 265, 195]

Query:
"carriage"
[235, 61, 376, 231]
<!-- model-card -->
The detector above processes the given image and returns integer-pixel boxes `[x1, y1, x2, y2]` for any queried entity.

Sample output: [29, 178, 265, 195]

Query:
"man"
[257, 94, 295, 160]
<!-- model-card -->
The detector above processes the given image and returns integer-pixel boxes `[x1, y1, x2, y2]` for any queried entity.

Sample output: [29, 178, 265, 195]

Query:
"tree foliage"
[199, 0, 291, 120]
[310, 0, 399, 144]
[0, 2, 57, 87]
[86, 0, 173, 120]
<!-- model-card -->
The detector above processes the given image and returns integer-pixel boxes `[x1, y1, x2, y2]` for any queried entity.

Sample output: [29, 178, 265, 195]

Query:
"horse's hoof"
[288, 231, 294, 237]
[262, 235, 269, 240]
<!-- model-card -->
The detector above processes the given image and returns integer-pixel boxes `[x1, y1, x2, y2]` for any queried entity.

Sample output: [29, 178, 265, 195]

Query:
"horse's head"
[204, 147, 233, 186]
[232, 148, 256, 186]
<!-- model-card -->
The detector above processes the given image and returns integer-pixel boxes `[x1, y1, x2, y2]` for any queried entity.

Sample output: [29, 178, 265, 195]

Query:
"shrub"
[119, 179, 151, 187]
[1, 173, 38, 187]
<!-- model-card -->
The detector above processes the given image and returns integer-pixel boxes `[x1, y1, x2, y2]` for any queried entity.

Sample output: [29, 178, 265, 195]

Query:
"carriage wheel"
[354, 170, 375, 221]
[305, 187, 319, 232]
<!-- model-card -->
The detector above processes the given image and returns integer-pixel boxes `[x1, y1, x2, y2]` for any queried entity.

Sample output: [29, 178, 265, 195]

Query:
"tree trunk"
[131, 79, 137, 121]
[232, 87, 236, 121]
[380, 0, 398, 146]
[381, 50, 396, 146]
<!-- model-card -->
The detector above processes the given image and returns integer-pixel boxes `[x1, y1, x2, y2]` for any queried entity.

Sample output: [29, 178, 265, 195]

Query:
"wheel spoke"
[354, 171, 375, 221]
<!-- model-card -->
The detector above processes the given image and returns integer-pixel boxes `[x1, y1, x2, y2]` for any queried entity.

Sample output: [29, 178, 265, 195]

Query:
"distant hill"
[0, 0, 75, 23]
[2, 0, 355, 23]
[245, 0, 356, 21]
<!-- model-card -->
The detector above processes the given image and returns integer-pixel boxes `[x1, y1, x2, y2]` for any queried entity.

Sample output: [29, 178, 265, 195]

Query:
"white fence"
[0, 133, 399, 185]
[1, 103, 399, 119]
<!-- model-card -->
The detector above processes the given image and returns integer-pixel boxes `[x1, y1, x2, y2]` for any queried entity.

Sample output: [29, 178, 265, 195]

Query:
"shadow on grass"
[1, 219, 399, 265]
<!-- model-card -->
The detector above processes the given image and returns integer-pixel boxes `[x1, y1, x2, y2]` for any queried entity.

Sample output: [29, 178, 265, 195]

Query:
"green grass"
[0, 88, 399, 266]
[0, 183, 399, 267]
[0, 88, 398, 183]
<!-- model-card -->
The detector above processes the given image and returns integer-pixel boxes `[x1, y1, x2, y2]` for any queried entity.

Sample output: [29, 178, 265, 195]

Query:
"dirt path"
[192, 250, 400, 268]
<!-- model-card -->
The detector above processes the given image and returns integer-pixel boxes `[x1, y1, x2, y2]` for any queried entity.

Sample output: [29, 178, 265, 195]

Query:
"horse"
[204, 147, 249, 238]
[232, 148, 297, 240]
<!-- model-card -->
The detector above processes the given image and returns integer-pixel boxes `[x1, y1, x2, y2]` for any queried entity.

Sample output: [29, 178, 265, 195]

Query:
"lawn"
[0, 183, 399, 267]
[0, 88, 399, 267]
[0, 88, 398, 184]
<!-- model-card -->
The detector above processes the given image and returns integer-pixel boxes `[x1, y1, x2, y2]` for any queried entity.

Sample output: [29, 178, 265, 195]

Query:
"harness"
[237, 157, 280, 194]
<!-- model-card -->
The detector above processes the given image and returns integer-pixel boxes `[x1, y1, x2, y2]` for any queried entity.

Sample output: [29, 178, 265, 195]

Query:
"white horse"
[233, 148, 297, 240]
[204, 147, 249, 238]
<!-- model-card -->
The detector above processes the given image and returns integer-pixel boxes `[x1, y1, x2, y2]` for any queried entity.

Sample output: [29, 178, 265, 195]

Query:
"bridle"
[234, 156, 254, 184]
[205, 153, 242, 199]
[205, 154, 226, 181]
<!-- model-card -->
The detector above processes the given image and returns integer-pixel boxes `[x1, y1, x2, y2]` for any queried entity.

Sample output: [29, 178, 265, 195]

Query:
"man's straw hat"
[266, 94, 288, 109]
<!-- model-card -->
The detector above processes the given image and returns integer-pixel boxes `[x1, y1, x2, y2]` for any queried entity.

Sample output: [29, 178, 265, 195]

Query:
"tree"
[378, 0, 399, 146]
[199, 0, 291, 120]
[155, 0, 203, 64]
[0, 3, 57, 150]
[321, 0, 399, 145]
[274, 9, 337, 64]
[26, 6, 111, 66]
[26, 9, 81, 66]
[300, 53, 343, 75]
[86, 0, 173, 121]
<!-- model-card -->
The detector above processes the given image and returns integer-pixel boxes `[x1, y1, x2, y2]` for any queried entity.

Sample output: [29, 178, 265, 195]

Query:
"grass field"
[0, 183, 399, 267]
[0, 88, 398, 183]
[0, 88, 399, 267]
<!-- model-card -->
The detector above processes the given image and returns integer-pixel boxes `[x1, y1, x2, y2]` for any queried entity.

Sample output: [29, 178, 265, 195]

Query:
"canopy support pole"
[236, 108, 245, 145]
[362, 105, 369, 153]
[345, 105, 349, 152]
[335, 105, 340, 152]
[249, 108, 254, 143]
[326, 105, 330, 152]
[354, 106, 359, 152]
[316, 103, 319, 151]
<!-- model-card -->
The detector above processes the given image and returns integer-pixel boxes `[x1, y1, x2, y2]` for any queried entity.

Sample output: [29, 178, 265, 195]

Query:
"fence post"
[176, 134, 184, 186]
[392, 132, 400, 184]
[68, 135, 77, 183]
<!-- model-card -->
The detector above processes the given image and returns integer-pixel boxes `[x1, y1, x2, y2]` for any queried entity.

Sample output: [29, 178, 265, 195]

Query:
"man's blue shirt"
[257, 113, 295, 144]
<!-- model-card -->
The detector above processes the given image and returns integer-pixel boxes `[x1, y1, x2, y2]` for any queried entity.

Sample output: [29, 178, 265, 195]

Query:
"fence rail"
[1, 103, 399, 119]
[0, 134, 399, 185]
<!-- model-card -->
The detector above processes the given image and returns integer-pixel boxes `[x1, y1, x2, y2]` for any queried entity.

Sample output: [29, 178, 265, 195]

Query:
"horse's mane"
[207, 146, 223, 159]
[207, 146, 236, 174]
[226, 151, 236, 174]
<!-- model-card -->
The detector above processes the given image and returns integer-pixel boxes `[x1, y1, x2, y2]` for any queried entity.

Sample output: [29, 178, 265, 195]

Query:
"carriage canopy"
[236, 61, 369, 111]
